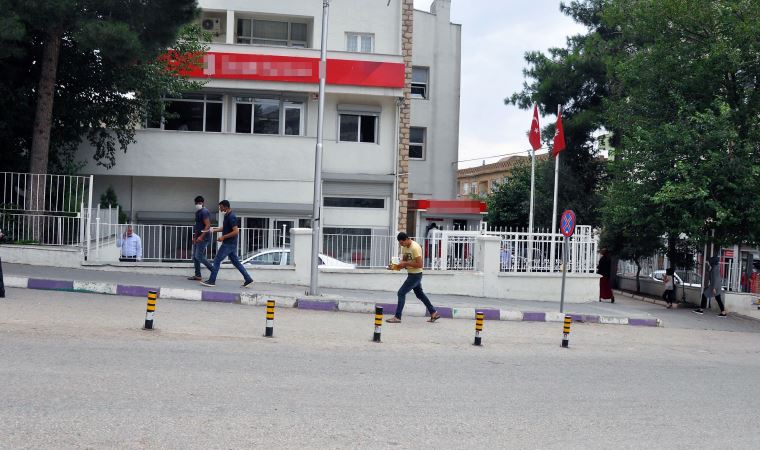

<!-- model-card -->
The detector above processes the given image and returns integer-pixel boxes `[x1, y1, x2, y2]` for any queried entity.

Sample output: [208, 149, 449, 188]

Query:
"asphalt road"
[1, 288, 759, 449]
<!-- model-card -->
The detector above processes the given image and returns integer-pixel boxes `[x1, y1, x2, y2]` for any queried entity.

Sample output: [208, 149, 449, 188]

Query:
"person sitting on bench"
[117, 225, 142, 262]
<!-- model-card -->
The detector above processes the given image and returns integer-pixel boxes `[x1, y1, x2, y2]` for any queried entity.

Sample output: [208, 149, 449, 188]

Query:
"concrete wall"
[409, 1, 461, 199]
[199, 0, 403, 55]
[0, 245, 82, 268]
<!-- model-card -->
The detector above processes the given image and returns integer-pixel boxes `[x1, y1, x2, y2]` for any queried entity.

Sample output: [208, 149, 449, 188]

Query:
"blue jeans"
[395, 273, 436, 319]
[192, 239, 213, 277]
[207, 244, 252, 284]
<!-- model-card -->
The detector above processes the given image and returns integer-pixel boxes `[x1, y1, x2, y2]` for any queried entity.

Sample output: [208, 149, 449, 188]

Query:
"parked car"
[236, 248, 356, 269]
[650, 270, 702, 288]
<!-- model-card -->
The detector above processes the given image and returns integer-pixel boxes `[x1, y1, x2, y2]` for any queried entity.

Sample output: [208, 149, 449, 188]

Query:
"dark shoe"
[693, 309, 704, 314]
[666, 304, 673, 309]
[200, 280, 215, 287]
[241, 280, 254, 288]
[611, 298, 615, 304]
[718, 312, 727, 317]
[428, 311, 441, 323]
[187, 275, 202, 281]
[386, 316, 401, 323]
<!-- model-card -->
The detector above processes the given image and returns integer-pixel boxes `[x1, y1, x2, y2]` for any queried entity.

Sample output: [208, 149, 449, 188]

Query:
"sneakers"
[200, 280, 215, 287]
[187, 276, 202, 281]
[693, 309, 704, 314]
[718, 312, 727, 317]
[386, 316, 402, 323]
[241, 280, 254, 288]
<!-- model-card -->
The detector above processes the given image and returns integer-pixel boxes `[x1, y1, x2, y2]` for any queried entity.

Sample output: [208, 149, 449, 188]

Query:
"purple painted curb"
[568, 314, 600, 324]
[201, 290, 239, 303]
[628, 318, 660, 327]
[376, 303, 398, 316]
[298, 299, 338, 311]
[28, 278, 74, 291]
[433, 307, 453, 319]
[522, 311, 546, 322]
[477, 309, 501, 321]
[116, 285, 159, 298]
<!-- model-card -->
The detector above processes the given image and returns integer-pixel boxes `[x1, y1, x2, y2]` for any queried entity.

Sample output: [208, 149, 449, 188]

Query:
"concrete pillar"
[476, 235, 501, 275]
[291, 228, 313, 285]
[226, 10, 235, 44]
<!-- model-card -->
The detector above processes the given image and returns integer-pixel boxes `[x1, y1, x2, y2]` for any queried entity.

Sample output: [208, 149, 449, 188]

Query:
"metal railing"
[1, 172, 91, 213]
[87, 222, 285, 263]
[491, 226, 597, 273]
[0, 212, 81, 246]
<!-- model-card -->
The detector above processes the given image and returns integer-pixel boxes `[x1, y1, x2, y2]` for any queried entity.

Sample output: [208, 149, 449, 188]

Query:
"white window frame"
[236, 17, 309, 47]
[409, 127, 426, 160]
[411, 66, 429, 99]
[148, 94, 224, 132]
[463, 182, 470, 195]
[345, 32, 374, 53]
[233, 97, 305, 136]
[338, 113, 379, 144]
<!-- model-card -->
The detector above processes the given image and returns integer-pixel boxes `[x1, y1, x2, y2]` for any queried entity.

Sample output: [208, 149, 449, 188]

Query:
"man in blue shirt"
[201, 200, 253, 288]
[188, 195, 214, 281]
[116, 225, 142, 261]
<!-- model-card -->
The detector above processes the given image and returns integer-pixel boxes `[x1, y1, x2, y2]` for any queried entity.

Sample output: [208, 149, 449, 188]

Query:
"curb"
[4, 276, 663, 328]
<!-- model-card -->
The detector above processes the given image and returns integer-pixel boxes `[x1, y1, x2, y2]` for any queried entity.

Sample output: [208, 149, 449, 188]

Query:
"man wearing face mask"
[188, 195, 214, 281]
[201, 200, 254, 288]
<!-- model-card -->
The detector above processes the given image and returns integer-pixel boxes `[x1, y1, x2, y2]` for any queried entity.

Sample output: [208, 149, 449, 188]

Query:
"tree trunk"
[27, 29, 63, 243]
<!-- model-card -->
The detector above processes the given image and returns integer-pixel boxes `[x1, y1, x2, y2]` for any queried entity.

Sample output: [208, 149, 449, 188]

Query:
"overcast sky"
[412, 0, 586, 168]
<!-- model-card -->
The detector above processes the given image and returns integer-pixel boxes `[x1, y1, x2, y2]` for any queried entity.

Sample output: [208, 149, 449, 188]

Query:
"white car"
[238, 248, 356, 269]
[650, 270, 702, 288]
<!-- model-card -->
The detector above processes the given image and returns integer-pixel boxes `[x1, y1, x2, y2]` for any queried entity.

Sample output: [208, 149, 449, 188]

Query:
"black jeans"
[395, 273, 436, 319]
[0, 257, 5, 298]
[700, 293, 725, 311]
[662, 289, 675, 304]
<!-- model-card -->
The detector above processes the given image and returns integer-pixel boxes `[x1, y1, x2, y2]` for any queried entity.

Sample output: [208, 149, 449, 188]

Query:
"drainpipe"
[392, 97, 402, 235]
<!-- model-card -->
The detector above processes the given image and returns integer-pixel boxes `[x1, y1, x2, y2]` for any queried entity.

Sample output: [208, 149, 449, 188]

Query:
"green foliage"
[99, 186, 128, 223]
[0, 0, 208, 173]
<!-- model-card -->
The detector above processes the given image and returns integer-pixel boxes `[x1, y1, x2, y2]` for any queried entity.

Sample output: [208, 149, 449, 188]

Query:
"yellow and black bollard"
[474, 311, 484, 346]
[561, 315, 572, 348]
[265, 300, 275, 337]
[143, 290, 157, 330]
[373, 306, 383, 342]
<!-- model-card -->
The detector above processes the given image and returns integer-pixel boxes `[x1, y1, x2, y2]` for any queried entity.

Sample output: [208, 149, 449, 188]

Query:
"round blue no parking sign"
[560, 210, 576, 237]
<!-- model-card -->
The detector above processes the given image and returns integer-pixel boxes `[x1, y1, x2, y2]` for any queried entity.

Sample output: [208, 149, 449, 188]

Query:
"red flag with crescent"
[529, 104, 541, 152]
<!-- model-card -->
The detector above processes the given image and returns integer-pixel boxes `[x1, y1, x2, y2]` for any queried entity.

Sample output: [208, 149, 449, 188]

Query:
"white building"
[77, 0, 481, 251]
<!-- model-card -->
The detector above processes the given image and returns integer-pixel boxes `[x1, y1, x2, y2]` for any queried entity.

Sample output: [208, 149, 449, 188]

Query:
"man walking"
[188, 195, 214, 281]
[116, 225, 142, 261]
[386, 232, 440, 323]
[201, 200, 253, 288]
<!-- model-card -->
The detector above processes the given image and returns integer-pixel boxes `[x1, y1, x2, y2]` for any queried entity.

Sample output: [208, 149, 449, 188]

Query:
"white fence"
[490, 225, 597, 273]
[0, 212, 82, 246]
[1, 171, 91, 213]
[87, 222, 285, 262]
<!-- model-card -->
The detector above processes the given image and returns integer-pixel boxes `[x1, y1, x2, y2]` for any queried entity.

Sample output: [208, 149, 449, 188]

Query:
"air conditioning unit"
[201, 17, 222, 35]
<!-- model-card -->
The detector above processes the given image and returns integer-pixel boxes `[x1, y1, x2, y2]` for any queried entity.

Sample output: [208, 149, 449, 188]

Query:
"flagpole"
[528, 145, 535, 271]
[549, 104, 561, 272]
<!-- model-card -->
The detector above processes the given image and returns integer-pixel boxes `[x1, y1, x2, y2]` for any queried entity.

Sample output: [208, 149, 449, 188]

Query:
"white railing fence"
[1, 172, 91, 213]
[0, 212, 82, 246]
[87, 222, 284, 263]
[491, 226, 597, 273]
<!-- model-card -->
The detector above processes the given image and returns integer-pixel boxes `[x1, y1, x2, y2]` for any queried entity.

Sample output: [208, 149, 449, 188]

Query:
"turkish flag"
[553, 113, 566, 157]
[529, 104, 541, 151]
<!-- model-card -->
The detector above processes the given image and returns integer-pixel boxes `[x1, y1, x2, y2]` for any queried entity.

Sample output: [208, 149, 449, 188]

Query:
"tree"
[505, 0, 612, 229]
[0, 0, 206, 176]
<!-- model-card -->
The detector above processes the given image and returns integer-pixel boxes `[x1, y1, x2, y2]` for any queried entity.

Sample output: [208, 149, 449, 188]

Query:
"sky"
[412, 0, 586, 168]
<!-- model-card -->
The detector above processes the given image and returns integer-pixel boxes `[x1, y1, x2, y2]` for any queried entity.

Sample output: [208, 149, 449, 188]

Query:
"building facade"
[77, 0, 471, 247]
[456, 154, 549, 198]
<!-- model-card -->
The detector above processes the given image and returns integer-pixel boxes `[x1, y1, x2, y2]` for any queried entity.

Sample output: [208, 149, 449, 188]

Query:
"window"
[237, 18, 308, 47]
[411, 67, 429, 99]
[471, 182, 477, 194]
[463, 182, 470, 195]
[324, 197, 385, 209]
[148, 94, 223, 132]
[234, 97, 304, 136]
[409, 127, 425, 159]
[339, 114, 377, 143]
[346, 33, 373, 52]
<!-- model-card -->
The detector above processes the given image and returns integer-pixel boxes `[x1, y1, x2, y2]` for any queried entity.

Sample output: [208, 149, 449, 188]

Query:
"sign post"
[559, 210, 576, 313]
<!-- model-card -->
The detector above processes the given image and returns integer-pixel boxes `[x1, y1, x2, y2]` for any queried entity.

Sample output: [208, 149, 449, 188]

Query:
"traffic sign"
[560, 210, 576, 237]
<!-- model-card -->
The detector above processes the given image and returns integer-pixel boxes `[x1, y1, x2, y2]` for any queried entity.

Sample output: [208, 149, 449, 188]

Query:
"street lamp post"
[309, 0, 330, 296]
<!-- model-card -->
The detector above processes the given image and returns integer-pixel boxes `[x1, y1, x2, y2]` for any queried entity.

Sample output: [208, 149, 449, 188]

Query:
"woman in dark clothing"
[693, 256, 727, 316]
[597, 248, 615, 303]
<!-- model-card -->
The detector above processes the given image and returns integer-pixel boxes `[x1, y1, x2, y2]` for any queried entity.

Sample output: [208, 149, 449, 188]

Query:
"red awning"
[408, 199, 487, 215]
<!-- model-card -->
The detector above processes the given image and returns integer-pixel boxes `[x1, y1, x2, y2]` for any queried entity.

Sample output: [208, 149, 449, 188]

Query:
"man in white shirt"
[117, 225, 142, 261]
